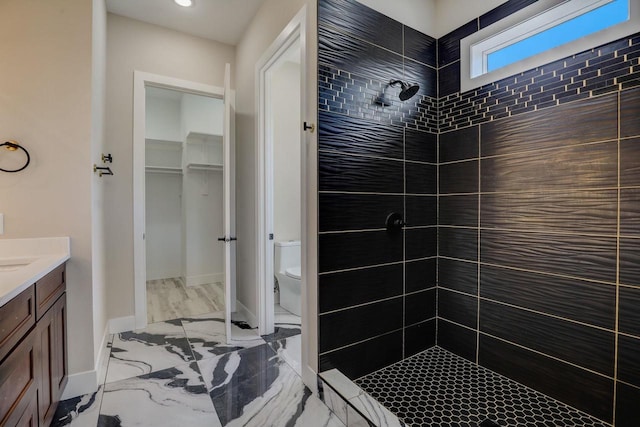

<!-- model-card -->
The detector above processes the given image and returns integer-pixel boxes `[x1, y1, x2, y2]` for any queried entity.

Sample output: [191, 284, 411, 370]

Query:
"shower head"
[389, 80, 420, 101]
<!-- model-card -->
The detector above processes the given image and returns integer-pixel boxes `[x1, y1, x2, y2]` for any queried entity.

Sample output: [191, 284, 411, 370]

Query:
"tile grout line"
[435, 113, 440, 347]
[612, 89, 622, 426]
[476, 123, 481, 364]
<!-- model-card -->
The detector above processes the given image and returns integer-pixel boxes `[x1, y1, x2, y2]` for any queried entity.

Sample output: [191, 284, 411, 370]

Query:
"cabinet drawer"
[35, 264, 65, 320]
[0, 326, 38, 427]
[0, 285, 35, 363]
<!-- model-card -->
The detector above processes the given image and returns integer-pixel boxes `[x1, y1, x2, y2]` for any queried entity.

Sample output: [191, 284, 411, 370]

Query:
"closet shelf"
[145, 166, 183, 174]
[186, 163, 223, 172]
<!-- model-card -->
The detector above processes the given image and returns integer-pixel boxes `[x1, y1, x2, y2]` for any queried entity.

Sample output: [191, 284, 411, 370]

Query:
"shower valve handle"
[385, 212, 406, 230]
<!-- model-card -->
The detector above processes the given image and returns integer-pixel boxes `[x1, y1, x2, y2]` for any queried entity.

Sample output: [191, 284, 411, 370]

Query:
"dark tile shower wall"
[436, 1, 640, 424]
[317, 0, 438, 380]
[318, 0, 640, 425]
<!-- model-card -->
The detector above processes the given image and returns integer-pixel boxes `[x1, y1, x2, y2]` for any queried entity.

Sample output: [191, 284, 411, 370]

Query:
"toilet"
[274, 240, 301, 316]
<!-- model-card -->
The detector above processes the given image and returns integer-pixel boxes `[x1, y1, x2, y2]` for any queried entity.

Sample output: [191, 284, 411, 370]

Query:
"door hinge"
[269, 233, 274, 240]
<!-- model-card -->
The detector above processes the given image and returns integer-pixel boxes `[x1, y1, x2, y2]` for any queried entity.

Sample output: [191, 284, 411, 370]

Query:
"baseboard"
[61, 322, 114, 400]
[236, 299, 258, 328]
[303, 365, 318, 394]
[61, 369, 98, 400]
[96, 323, 111, 386]
[185, 273, 224, 287]
[108, 315, 136, 334]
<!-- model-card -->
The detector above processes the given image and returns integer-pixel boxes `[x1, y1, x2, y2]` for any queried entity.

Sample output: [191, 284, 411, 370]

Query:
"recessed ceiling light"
[174, 0, 193, 7]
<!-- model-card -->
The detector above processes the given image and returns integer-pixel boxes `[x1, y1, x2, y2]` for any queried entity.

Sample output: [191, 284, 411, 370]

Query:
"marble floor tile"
[198, 343, 280, 400]
[198, 344, 343, 426]
[347, 391, 405, 427]
[106, 320, 194, 384]
[268, 333, 302, 375]
[146, 277, 224, 323]
[274, 303, 302, 325]
[182, 311, 265, 360]
[262, 325, 301, 343]
[318, 369, 363, 401]
[99, 362, 220, 427]
[51, 386, 104, 427]
[318, 379, 349, 426]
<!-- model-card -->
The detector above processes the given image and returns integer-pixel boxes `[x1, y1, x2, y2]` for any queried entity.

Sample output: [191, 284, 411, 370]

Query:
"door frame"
[256, 8, 307, 337]
[132, 71, 224, 330]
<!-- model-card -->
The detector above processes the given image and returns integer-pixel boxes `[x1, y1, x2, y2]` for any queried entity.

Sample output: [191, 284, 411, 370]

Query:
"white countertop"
[0, 237, 70, 308]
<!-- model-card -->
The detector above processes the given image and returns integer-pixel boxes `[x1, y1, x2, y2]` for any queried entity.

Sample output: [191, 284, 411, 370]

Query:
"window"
[460, 0, 640, 92]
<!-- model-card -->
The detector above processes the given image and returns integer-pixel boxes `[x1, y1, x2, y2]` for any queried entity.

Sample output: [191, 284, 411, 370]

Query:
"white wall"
[146, 172, 183, 280]
[182, 168, 224, 286]
[91, 0, 109, 392]
[354, 0, 511, 38]
[105, 14, 235, 320]
[272, 60, 301, 242]
[181, 94, 224, 138]
[356, 0, 437, 37]
[146, 94, 182, 142]
[435, 0, 509, 37]
[0, 0, 97, 385]
[234, 0, 318, 382]
[235, 0, 308, 326]
[145, 92, 183, 281]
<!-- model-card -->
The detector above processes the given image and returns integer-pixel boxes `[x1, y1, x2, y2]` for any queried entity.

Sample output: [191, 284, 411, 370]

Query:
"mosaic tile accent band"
[439, 34, 640, 132]
[319, 64, 439, 133]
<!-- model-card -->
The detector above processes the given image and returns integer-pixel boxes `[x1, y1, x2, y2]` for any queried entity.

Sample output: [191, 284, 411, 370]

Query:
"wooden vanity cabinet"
[0, 263, 67, 427]
[37, 293, 67, 427]
[0, 326, 38, 427]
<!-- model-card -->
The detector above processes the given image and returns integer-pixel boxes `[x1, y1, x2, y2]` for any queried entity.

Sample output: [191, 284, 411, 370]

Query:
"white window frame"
[460, 0, 640, 92]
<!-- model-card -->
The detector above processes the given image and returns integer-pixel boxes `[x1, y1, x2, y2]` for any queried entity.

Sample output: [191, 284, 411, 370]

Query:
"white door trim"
[255, 7, 307, 337]
[133, 71, 224, 330]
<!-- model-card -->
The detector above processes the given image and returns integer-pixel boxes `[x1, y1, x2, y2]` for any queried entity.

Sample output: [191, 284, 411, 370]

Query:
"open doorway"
[132, 70, 236, 350]
[144, 87, 225, 324]
[256, 11, 307, 369]
[269, 40, 303, 333]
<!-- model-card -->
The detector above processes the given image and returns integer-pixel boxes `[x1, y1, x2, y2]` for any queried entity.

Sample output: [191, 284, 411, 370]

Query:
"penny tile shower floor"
[355, 347, 610, 427]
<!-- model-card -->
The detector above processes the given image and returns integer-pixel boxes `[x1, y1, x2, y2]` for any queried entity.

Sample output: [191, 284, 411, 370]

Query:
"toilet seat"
[285, 266, 301, 280]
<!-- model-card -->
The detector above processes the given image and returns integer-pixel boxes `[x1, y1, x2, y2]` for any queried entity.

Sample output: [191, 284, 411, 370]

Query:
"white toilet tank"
[274, 240, 301, 272]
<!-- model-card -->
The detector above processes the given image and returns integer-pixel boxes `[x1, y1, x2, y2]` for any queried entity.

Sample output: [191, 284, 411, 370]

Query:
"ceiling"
[105, 0, 267, 45]
[106, 0, 511, 45]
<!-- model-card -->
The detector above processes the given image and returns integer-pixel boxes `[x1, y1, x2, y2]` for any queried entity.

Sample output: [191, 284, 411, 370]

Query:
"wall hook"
[94, 164, 113, 177]
[102, 153, 113, 163]
[303, 122, 315, 133]
[0, 140, 30, 173]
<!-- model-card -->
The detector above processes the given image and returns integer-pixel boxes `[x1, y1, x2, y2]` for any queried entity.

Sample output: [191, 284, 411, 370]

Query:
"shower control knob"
[385, 212, 406, 231]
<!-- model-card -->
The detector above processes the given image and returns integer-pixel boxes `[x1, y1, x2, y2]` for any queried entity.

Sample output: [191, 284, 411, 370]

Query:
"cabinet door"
[0, 327, 38, 427]
[14, 393, 38, 427]
[52, 295, 68, 403]
[38, 294, 67, 427]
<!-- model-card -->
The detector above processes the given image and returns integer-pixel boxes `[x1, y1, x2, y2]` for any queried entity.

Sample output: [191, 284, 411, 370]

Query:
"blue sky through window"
[488, 0, 629, 72]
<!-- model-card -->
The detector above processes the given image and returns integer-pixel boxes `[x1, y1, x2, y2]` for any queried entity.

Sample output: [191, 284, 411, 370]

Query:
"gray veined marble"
[51, 386, 104, 427]
[318, 379, 349, 426]
[198, 343, 343, 426]
[268, 333, 302, 375]
[99, 362, 220, 427]
[347, 392, 405, 427]
[106, 320, 195, 384]
[181, 311, 266, 360]
[261, 324, 302, 343]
